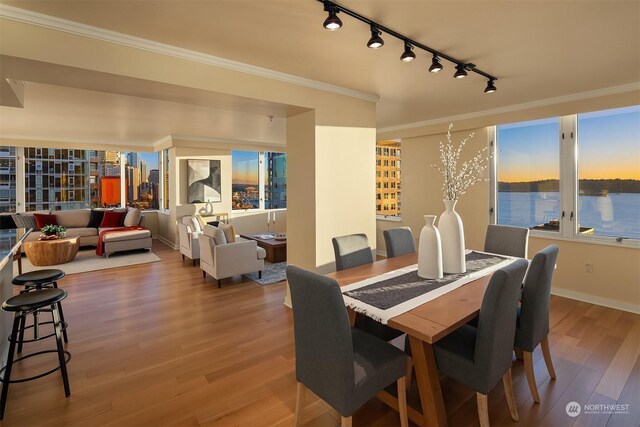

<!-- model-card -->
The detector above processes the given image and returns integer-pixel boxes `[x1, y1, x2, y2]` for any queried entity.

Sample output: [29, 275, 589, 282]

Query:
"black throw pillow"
[87, 210, 105, 228]
[207, 221, 220, 227]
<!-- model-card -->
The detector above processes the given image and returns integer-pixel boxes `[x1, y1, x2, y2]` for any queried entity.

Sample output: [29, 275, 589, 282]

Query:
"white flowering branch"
[431, 124, 493, 200]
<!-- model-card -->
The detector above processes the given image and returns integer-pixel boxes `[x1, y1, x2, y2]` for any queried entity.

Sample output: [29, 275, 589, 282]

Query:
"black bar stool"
[12, 269, 68, 344]
[0, 289, 71, 420]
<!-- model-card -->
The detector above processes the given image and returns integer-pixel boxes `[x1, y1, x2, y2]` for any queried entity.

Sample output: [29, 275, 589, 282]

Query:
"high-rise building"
[148, 169, 159, 184]
[140, 160, 147, 184]
[125, 164, 140, 204]
[126, 152, 139, 169]
[265, 152, 287, 209]
[0, 146, 17, 213]
[375, 141, 401, 217]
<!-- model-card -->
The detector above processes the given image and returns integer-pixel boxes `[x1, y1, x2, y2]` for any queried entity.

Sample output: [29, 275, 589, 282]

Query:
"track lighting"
[367, 25, 384, 49]
[322, 1, 342, 31]
[400, 41, 416, 62]
[454, 64, 468, 79]
[429, 55, 443, 73]
[317, 0, 498, 92]
[484, 79, 497, 93]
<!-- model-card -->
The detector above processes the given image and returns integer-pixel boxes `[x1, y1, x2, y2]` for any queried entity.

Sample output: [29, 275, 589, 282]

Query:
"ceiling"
[1, 0, 639, 146]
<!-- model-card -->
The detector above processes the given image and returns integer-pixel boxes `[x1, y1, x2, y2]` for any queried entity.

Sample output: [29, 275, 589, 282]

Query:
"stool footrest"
[8, 320, 68, 345]
[0, 350, 71, 384]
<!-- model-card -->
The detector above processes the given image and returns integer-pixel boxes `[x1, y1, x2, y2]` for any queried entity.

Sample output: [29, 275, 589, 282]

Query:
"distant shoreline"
[498, 179, 640, 193]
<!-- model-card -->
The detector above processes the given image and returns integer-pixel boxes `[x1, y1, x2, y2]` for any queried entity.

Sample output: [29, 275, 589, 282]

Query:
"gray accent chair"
[383, 227, 416, 258]
[515, 244, 560, 403]
[286, 265, 408, 427]
[432, 259, 528, 427]
[332, 234, 374, 271]
[484, 224, 529, 258]
[332, 233, 403, 343]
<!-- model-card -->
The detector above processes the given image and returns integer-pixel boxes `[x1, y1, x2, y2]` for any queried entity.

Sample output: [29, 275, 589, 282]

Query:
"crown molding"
[378, 82, 640, 134]
[0, 4, 379, 103]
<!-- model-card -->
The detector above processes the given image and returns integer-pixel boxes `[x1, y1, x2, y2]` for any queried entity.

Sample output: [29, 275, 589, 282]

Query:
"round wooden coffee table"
[23, 237, 80, 266]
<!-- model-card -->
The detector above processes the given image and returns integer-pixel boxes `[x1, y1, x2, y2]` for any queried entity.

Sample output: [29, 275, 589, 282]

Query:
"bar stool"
[12, 269, 68, 344]
[0, 289, 71, 420]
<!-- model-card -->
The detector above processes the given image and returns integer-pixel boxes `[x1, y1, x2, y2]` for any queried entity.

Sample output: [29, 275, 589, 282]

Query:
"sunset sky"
[232, 150, 259, 185]
[497, 106, 639, 182]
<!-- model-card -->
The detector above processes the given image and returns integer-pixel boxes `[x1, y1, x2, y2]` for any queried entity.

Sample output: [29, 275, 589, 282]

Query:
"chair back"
[286, 265, 355, 409]
[475, 259, 528, 385]
[516, 245, 560, 351]
[332, 234, 373, 271]
[484, 224, 529, 258]
[383, 227, 416, 258]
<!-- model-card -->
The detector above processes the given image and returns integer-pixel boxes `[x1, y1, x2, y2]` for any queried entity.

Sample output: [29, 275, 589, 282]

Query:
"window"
[232, 150, 260, 210]
[0, 146, 17, 213]
[376, 141, 401, 218]
[162, 148, 170, 210]
[264, 152, 287, 209]
[125, 152, 160, 210]
[89, 150, 122, 208]
[492, 106, 640, 243]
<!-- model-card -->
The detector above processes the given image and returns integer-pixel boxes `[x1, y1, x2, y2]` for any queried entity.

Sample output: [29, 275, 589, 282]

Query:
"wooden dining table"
[327, 252, 495, 427]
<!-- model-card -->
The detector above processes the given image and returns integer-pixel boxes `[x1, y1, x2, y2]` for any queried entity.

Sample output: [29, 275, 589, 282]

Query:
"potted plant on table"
[40, 225, 67, 240]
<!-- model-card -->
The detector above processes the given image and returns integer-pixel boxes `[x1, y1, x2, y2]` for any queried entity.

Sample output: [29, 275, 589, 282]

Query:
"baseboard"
[551, 287, 640, 314]
[157, 235, 178, 250]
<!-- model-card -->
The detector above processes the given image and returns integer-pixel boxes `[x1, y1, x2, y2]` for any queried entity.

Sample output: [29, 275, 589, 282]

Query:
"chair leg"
[217, 279, 222, 288]
[397, 377, 409, 427]
[193, 259, 196, 267]
[16, 314, 26, 354]
[541, 335, 557, 380]
[293, 382, 306, 427]
[0, 315, 21, 420]
[57, 302, 69, 343]
[202, 271, 206, 279]
[523, 351, 541, 403]
[514, 348, 524, 360]
[259, 271, 262, 279]
[406, 357, 413, 390]
[182, 254, 185, 261]
[503, 368, 519, 421]
[476, 393, 490, 427]
[341, 416, 352, 427]
[51, 304, 70, 397]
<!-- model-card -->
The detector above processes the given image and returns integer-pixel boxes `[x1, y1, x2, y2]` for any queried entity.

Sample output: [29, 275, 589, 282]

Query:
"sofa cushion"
[34, 213, 58, 229]
[11, 213, 38, 230]
[124, 208, 142, 227]
[65, 227, 99, 238]
[54, 209, 91, 228]
[102, 229, 151, 242]
[100, 211, 126, 228]
[88, 210, 105, 228]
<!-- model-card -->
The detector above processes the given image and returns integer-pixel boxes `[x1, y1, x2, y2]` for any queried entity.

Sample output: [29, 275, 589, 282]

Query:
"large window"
[0, 146, 17, 213]
[162, 148, 170, 210]
[264, 152, 287, 209]
[492, 106, 640, 243]
[376, 141, 401, 218]
[232, 150, 286, 210]
[125, 152, 160, 210]
[89, 150, 121, 208]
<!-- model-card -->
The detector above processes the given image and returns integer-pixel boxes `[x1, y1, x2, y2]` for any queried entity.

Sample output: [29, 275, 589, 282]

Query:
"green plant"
[41, 224, 67, 236]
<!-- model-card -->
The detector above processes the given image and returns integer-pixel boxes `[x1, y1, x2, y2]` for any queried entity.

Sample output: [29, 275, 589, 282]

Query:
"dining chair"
[484, 224, 529, 258]
[332, 233, 374, 271]
[432, 259, 528, 427]
[515, 244, 560, 403]
[383, 227, 416, 258]
[286, 265, 408, 427]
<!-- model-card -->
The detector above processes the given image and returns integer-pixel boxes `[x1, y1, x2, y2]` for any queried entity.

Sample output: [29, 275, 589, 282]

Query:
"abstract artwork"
[187, 159, 221, 203]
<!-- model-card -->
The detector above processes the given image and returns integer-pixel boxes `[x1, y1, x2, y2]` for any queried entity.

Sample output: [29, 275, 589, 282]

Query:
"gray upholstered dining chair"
[484, 224, 529, 258]
[286, 265, 408, 427]
[515, 244, 560, 403]
[432, 259, 528, 427]
[383, 227, 416, 258]
[332, 233, 374, 271]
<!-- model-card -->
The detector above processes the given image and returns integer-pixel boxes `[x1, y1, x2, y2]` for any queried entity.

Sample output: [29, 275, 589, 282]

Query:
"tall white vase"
[437, 199, 466, 274]
[418, 215, 443, 279]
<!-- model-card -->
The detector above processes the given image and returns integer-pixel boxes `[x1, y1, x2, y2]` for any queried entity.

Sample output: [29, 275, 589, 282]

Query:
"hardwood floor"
[2, 240, 638, 427]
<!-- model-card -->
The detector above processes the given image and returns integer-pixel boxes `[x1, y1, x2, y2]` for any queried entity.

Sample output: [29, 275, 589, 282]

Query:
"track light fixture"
[318, 0, 498, 93]
[484, 79, 497, 93]
[454, 64, 468, 79]
[322, 1, 342, 31]
[400, 41, 416, 62]
[367, 24, 384, 49]
[429, 55, 443, 73]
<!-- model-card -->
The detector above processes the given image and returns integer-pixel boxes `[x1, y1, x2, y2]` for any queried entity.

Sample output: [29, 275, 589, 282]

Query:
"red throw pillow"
[100, 211, 126, 228]
[33, 213, 58, 229]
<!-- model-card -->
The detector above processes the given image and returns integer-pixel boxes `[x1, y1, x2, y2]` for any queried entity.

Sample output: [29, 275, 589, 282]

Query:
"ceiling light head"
[400, 41, 416, 62]
[322, 2, 342, 31]
[454, 64, 468, 79]
[367, 24, 384, 49]
[429, 55, 443, 73]
[484, 79, 497, 93]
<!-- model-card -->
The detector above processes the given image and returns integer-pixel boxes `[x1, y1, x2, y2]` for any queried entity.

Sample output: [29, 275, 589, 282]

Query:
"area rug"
[243, 261, 287, 285]
[15, 248, 161, 275]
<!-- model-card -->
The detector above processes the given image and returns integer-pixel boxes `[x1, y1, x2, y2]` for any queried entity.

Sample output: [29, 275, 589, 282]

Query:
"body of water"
[498, 191, 640, 239]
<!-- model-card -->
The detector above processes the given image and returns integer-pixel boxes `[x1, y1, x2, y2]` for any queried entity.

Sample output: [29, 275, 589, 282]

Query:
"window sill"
[529, 230, 640, 250]
[376, 215, 402, 223]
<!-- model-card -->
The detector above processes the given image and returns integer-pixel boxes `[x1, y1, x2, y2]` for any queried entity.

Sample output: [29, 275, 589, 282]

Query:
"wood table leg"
[409, 336, 448, 427]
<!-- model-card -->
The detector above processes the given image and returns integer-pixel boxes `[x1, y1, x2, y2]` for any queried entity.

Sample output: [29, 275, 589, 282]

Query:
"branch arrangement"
[431, 124, 492, 201]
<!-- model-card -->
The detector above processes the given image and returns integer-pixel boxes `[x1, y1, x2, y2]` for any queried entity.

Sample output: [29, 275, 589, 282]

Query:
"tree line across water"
[498, 179, 640, 193]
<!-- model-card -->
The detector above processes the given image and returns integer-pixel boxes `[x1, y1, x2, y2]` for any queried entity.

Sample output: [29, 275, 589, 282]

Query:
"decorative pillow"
[124, 208, 142, 227]
[11, 213, 38, 230]
[87, 210, 105, 228]
[219, 223, 236, 243]
[100, 211, 126, 228]
[203, 225, 226, 245]
[190, 216, 202, 233]
[33, 213, 58, 229]
[195, 214, 207, 230]
[206, 221, 220, 227]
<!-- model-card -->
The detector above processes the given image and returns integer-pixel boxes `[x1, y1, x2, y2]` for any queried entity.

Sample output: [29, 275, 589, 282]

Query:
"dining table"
[327, 252, 497, 427]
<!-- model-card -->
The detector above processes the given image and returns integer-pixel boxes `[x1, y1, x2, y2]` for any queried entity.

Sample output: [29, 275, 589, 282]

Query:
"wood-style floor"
[1, 241, 638, 427]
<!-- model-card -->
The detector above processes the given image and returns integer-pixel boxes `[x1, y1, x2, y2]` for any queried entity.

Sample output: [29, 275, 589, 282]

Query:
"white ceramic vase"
[418, 215, 443, 279]
[438, 199, 466, 274]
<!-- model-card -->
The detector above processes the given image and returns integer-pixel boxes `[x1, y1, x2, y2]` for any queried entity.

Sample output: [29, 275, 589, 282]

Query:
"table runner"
[341, 251, 516, 324]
